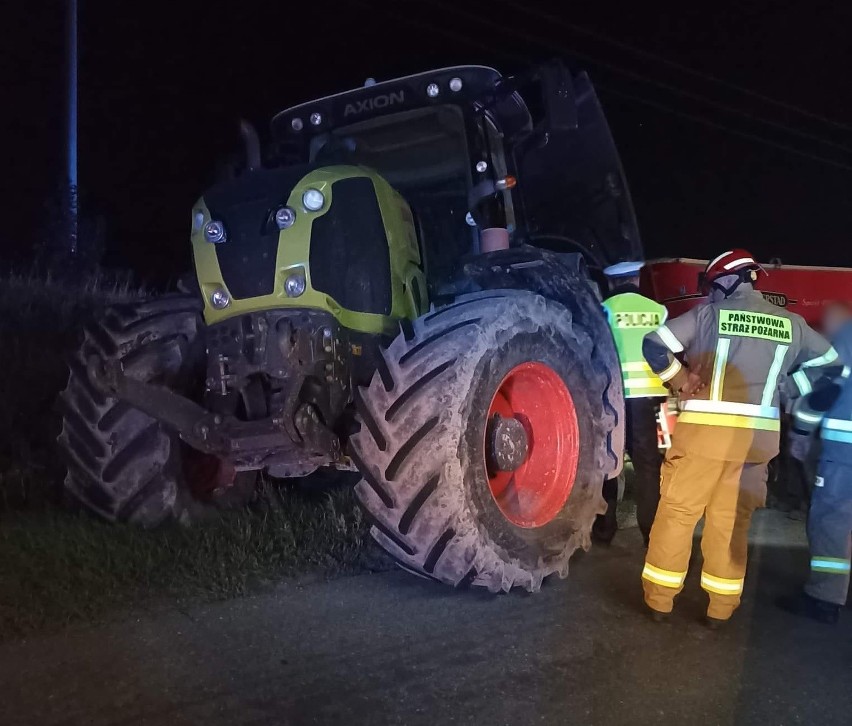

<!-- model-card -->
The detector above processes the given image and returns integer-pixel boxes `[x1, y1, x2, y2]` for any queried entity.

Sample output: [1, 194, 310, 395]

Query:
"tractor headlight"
[302, 188, 325, 212]
[426, 82, 440, 98]
[284, 270, 307, 297]
[274, 206, 296, 230]
[204, 220, 227, 244]
[449, 77, 463, 92]
[210, 287, 231, 309]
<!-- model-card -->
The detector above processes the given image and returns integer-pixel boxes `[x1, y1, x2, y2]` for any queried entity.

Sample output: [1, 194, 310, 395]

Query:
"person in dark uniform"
[778, 306, 852, 624]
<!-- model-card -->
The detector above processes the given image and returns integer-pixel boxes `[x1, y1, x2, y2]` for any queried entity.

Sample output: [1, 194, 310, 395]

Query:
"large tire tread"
[57, 295, 203, 526]
[352, 289, 617, 593]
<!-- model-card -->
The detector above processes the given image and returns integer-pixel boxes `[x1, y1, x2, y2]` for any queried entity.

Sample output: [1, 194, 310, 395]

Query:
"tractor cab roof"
[270, 65, 531, 141]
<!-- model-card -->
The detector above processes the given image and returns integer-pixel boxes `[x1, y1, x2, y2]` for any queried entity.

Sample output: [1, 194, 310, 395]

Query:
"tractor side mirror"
[491, 62, 577, 141]
[540, 62, 577, 133]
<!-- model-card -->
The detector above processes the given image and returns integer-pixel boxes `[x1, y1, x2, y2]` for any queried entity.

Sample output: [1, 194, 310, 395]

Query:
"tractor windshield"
[310, 106, 469, 188]
[309, 105, 490, 285]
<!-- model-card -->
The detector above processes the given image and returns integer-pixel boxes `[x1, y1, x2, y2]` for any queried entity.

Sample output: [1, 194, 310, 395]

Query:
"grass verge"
[0, 486, 386, 640]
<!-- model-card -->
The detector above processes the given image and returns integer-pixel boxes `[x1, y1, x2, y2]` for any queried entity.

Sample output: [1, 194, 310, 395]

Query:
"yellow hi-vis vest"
[603, 292, 669, 398]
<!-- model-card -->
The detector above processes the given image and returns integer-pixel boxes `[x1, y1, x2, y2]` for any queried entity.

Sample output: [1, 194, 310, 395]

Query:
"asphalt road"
[1, 510, 850, 726]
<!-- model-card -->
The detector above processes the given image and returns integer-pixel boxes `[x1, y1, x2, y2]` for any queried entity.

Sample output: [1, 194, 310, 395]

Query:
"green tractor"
[59, 64, 641, 592]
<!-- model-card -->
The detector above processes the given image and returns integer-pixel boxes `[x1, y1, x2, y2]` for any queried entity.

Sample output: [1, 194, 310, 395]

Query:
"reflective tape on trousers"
[701, 572, 744, 595]
[824, 418, 852, 432]
[811, 557, 851, 574]
[681, 399, 779, 419]
[679, 411, 780, 431]
[642, 563, 686, 588]
[823, 418, 852, 445]
[823, 429, 852, 445]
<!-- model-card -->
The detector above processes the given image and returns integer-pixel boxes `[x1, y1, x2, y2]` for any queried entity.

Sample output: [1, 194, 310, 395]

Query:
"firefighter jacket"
[643, 287, 836, 462]
[792, 321, 852, 465]
[602, 289, 668, 398]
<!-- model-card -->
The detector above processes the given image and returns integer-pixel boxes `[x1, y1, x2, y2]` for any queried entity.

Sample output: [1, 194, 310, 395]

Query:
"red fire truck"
[640, 258, 852, 447]
[641, 258, 852, 329]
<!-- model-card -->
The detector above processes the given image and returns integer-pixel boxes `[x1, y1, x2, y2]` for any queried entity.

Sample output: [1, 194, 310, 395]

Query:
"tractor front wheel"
[58, 296, 254, 526]
[351, 290, 617, 592]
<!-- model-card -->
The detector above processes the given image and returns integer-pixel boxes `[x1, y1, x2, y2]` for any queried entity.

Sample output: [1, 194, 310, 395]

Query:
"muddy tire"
[351, 290, 618, 592]
[58, 296, 206, 526]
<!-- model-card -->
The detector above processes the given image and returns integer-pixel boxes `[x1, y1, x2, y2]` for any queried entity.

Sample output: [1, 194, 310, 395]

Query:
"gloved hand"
[668, 365, 705, 403]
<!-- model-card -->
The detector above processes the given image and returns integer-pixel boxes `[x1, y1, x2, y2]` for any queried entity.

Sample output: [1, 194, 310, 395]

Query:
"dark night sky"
[3, 0, 852, 282]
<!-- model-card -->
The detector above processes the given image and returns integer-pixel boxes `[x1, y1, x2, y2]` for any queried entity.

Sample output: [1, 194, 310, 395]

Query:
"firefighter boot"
[776, 591, 840, 625]
[703, 616, 727, 631]
[647, 607, 670, 624]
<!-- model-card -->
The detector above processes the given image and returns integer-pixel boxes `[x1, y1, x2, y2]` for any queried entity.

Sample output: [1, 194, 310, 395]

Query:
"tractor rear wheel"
[351, 290, 617, 592]
[58, 296, 252, 526]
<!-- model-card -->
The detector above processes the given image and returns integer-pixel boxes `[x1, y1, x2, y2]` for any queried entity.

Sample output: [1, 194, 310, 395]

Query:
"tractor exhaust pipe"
[239, 119, 262, 172]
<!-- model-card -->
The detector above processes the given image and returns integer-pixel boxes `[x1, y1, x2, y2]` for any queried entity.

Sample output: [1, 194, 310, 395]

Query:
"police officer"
[778, 306, 852, 624]
[640, 249, 837, 627]
[594, 261, 667, 545]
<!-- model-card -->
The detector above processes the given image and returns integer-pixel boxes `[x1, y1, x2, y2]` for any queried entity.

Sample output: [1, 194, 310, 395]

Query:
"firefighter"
[640, 249, 837, 627]
[777, 306, 852, 624]
[594, 261, 667, 546]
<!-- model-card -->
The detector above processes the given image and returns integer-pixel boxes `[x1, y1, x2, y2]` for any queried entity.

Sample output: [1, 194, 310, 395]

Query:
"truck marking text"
[718, 310, 792, 342]
[343, 90, 406, 117]
[615, 312, 662, 329]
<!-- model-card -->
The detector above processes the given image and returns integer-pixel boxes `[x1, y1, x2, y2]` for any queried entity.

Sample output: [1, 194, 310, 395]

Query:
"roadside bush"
[0, 269, 144, 511]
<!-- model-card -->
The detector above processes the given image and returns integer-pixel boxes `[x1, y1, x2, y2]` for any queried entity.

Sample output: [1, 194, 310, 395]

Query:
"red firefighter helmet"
[700, 249, 766, 295]
[704, 249, 765, 282]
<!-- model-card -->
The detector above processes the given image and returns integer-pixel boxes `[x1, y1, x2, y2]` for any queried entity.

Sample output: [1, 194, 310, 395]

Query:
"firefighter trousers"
[805, 460, 852, 606]
[642, 445, 768, 620]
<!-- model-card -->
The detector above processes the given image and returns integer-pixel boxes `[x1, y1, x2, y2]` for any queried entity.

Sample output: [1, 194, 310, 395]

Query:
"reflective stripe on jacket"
[792, 321, 852, 464]
[602, 292, 669, 398]
[643, 288, 835, 462]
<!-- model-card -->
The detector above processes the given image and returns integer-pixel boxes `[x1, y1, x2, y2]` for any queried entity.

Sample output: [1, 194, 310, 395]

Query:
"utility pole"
[67, 0, 78, 254]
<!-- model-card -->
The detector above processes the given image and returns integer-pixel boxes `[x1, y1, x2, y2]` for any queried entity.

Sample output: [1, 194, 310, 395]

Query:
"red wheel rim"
[485, 361, 580, 528]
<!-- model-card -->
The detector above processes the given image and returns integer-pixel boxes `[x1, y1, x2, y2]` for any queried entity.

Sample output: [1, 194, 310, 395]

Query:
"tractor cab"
[270, 64, 642, 286]
[271, 66, 521, 289]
